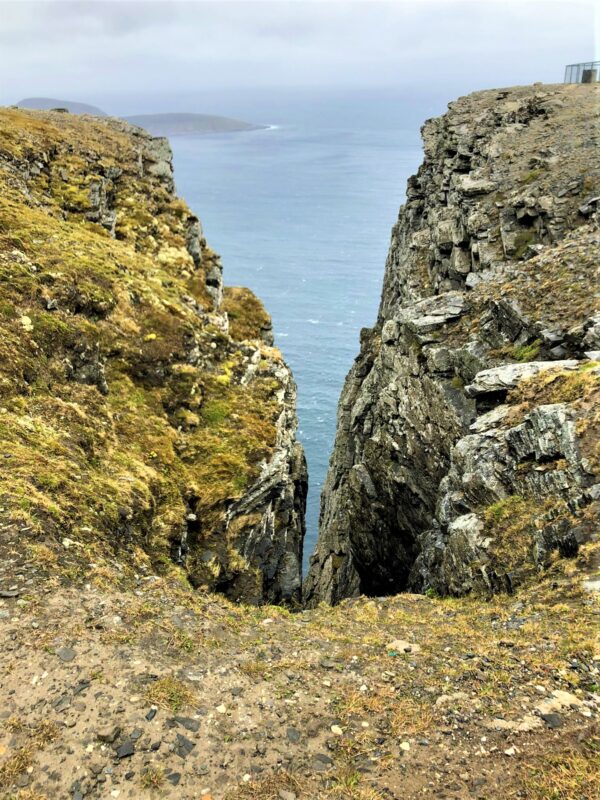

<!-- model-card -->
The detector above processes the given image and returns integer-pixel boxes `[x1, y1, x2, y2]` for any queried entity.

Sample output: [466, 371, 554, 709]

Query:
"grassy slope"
[0, 108, 284, 592]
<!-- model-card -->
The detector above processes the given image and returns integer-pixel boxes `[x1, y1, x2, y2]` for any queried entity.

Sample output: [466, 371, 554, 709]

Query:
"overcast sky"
[0, 1, 597, 114]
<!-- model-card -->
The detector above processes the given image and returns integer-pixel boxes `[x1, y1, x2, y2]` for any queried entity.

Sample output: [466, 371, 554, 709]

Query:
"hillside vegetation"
[0, 107, 306, 606]
[0, 91, 598, 800]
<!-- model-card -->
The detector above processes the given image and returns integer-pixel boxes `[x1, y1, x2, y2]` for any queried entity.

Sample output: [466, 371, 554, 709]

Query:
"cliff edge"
[305, 83, 600, 605]
[0, 91, 598, 800]
[0, 108, 307, 605]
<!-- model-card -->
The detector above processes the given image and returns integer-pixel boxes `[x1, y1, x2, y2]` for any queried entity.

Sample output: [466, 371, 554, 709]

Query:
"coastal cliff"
[0, 108, 306, 604]
[0, 91, 598, 800]
[305, 83, 600, 605]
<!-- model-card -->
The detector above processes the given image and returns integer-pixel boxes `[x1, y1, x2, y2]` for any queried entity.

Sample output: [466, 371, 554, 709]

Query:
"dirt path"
[1, 544, 598, 799]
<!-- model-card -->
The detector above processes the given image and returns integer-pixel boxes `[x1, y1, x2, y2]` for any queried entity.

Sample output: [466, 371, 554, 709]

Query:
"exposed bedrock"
[305, 83, 600, 605]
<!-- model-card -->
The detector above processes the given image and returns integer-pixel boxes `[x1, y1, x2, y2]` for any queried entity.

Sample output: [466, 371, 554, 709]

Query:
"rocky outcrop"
[0, 107, 306, 604]
[305, 83, 600, 605]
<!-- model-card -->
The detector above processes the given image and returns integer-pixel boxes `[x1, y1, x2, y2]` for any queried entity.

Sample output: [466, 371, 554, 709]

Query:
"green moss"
[222, 286, 271, 341]
[520, 168, 544, 185]
[0, 108, 285, 594]
[0, 299, 17, 319]
[512, 338, 542, 362]
[513, 229, 536, 259]
[202, 399, 231, 427]
[481, 495, 571, 584]
[484, 495, 526, 526]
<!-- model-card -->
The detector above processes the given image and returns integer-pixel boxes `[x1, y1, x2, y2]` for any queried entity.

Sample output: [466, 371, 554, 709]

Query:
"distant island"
[123, 113, 267, 135]
[14, 98, 266, 135]
[15, 97, 107, 115]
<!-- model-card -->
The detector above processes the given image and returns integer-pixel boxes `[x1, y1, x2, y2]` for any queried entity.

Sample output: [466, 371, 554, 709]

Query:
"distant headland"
[122, 112, 267, 135]
[15, 97, 107, 115]
[14, 97, 266, 135]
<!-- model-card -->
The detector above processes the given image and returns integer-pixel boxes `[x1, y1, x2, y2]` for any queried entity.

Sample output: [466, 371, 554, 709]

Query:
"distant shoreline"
[14, 98, 267, 136]
[130, 125, 272, 138]
[123, 112, 268, 136]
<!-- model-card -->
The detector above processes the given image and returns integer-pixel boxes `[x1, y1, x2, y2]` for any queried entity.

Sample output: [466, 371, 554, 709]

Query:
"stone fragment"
[97, 725, 121, 744]
[174, 733, 196, 759]
[487, 715, 542, 732]
[536, 689, 582, 716]
[172, 716, 200, 732]
[435, 692, 469, 707]
[286, 727, 301, 743]
[55, 647, 76, 662]
[465, 361, 578, 397]
[541, 713, 563, 729]
[115, 740, 135, 759]
[397, 291, 467, 333]
[387, 639, 422, 654]
[455, 175, 496, 195]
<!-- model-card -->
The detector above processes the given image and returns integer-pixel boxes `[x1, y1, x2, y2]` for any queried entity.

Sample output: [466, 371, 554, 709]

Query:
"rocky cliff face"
[0, 108, 306, 604]
[305, 83, 600, 605]
[0, 95, 598, 800]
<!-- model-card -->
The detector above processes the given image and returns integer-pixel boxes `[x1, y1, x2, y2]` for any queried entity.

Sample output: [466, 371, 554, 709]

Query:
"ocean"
[170, 94, 427, 571]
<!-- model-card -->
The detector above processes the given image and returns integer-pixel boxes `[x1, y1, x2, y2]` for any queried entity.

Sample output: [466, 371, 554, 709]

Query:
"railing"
[564, 61, 600, 83]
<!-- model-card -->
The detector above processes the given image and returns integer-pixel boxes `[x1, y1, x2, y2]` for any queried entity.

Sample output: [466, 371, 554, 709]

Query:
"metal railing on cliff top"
[564, 61, 600, 83]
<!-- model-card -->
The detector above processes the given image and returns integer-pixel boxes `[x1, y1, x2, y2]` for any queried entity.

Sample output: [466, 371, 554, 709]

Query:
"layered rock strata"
[305, 83, 600, 605]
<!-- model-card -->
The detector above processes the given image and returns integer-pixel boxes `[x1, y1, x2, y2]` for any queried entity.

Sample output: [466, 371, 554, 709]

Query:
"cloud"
[0, 1, 596, 108]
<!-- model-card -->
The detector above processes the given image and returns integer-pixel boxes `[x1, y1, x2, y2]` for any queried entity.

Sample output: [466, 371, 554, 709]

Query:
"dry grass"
[1, 790, 49, 800]
[522, 738, 600, 800]
[145, 675, 195, 712]
[508, 363, 600, 415]
[474, 223, 600, 336]
[0, 747, 35, 791]
[223, 769, 386, 800]
[389, 697, 435, 738]
[3, 718, 24, 735]
[0, 719, 59, 790]
[335, 685, 434, 741]
[327, 772, 386, 800]
[139, 764, 166, 790]
[238, 659, 272, 680]
[223, 771, 308, 800]
[222, 286, 272, 342]
[479, 494, 572, 584]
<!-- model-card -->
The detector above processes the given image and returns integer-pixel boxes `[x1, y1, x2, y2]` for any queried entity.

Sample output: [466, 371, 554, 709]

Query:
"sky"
[0, 0, 597, 114]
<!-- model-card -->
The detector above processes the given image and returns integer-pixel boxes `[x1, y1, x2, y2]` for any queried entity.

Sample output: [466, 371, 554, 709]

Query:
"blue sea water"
[171, 100, 424, 571]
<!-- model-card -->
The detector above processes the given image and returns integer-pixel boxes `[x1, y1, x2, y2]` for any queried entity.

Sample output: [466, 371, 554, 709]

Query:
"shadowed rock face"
[0, 108, 306, 604]
[305, 83, 600, 606]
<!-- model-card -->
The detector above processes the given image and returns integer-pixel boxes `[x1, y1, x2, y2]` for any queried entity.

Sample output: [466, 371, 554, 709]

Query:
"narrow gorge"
[0, 85, 598, 800]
